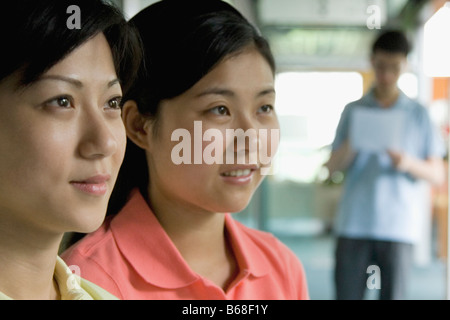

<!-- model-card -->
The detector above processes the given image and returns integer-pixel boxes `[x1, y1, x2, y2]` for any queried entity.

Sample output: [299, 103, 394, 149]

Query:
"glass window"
[273, 71, 363, 182]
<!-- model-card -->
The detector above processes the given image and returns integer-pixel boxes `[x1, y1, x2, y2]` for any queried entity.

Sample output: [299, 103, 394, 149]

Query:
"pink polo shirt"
[61, 189, 309, 300]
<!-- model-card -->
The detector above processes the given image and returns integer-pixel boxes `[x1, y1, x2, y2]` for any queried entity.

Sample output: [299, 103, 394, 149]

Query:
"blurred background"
[111, 0, 450, 299]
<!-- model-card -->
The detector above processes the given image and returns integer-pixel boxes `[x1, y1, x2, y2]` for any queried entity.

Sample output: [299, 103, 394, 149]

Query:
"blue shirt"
[332, 89, 445, 244]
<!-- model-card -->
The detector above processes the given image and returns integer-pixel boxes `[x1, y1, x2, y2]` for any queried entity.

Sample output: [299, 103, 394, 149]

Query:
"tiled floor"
[275, 232, 447, 300]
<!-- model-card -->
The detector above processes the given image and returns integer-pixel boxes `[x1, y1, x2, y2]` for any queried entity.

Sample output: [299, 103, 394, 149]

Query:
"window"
[273, 71, 363, 182]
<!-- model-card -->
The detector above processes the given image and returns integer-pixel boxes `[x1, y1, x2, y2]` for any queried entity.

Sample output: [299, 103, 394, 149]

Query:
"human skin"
[122, 46, 279, 288]
[0, 33, 126, 299]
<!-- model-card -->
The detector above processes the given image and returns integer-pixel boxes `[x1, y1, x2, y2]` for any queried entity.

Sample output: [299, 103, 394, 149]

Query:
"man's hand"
[387, 149, 411, 172]
[387, 149, 445, 185]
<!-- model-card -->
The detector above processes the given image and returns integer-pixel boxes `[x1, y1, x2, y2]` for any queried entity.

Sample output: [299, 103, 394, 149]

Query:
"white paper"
[349, 107, 406, 152]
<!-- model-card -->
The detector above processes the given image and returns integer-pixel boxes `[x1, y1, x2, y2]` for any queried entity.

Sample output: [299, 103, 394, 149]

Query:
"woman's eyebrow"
[37, 75, 120, 89]
[38, 75, 83, 88]
[196, 87, 275, 98]
[196, 88, 235, 98]
[108, 78, 121, 88]
[257, 88, 275, 97]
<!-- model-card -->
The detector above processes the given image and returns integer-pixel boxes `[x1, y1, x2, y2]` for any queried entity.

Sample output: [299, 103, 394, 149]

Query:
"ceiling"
[114, 0, 430, 71]
[250, 0, 429, 70]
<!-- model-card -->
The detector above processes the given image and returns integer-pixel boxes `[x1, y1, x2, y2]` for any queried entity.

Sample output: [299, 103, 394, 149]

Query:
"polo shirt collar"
[224, 215, 271, 278]
[366, 86, 409, 109]
[110, 189, 269, 289]
[54, 257, 95, 300]
[0, 257, 96, 300]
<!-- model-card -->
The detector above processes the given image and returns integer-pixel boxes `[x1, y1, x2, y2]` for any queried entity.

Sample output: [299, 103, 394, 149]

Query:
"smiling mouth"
[221, 169, 252, 177]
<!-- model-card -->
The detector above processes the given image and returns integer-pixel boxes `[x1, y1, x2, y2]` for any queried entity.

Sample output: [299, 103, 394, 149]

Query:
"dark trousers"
[334, 236, 413, 300]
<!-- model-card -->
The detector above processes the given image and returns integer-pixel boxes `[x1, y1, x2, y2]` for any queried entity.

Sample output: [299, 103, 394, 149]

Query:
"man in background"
[325, 30, 445, 300]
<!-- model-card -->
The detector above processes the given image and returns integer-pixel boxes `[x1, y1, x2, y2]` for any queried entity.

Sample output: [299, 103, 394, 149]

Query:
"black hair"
[0, 0, 142, 94]
[371, 30, 411, 56]
[107, 0, 276, 216]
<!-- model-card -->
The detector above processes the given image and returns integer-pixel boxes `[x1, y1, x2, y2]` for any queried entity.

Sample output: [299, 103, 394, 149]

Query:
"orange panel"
[433, 77, 449, 101]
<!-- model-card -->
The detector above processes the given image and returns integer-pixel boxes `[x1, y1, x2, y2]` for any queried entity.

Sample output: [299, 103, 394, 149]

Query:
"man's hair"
[371, 30, 411, 56]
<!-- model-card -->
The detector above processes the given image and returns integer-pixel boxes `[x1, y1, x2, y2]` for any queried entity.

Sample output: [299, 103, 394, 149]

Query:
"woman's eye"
[210, 106, 230, 116]
[259, 105, 274, 114]
[107, 96, 122, 110]
[45, 96, 72, 108]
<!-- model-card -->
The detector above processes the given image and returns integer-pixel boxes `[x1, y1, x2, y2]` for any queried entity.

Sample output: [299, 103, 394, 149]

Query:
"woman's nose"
[78, 112, 118, 160]
[223, 114, 260, 164]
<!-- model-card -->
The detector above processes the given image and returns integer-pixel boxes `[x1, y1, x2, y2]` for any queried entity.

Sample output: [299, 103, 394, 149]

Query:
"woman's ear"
[122, 100, 153, 150]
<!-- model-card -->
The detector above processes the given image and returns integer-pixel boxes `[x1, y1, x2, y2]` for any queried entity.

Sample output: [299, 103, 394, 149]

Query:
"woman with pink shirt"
[62, 0, 309, 300]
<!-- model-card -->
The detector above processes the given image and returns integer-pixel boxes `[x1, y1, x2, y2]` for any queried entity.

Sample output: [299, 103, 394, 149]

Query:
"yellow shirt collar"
[0, 256, 117, 300]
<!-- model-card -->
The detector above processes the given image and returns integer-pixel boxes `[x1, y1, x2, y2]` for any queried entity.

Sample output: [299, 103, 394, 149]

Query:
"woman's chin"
[68, 211, 107, 234]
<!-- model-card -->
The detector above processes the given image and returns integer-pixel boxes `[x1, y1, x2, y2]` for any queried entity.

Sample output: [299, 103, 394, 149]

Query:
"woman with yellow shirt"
[0, 0, 141, 299]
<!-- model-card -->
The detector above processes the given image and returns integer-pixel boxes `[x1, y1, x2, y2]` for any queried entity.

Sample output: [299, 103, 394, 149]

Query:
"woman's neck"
[0, 216, 62, 299]
[148, 188, 238, 290]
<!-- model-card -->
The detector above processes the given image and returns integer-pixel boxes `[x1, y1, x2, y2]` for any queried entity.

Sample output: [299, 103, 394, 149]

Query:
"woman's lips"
[220, 167, 257, 185]
[70, 174, 110, 196]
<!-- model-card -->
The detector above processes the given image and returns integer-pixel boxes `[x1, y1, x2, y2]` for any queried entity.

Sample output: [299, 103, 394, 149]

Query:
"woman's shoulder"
[229, 217, 304, 268]
[79, 278, 119, 300]
[55, 256, 119, 300]
[61, 216, 115, 261]
[229, 217, 309, 298]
